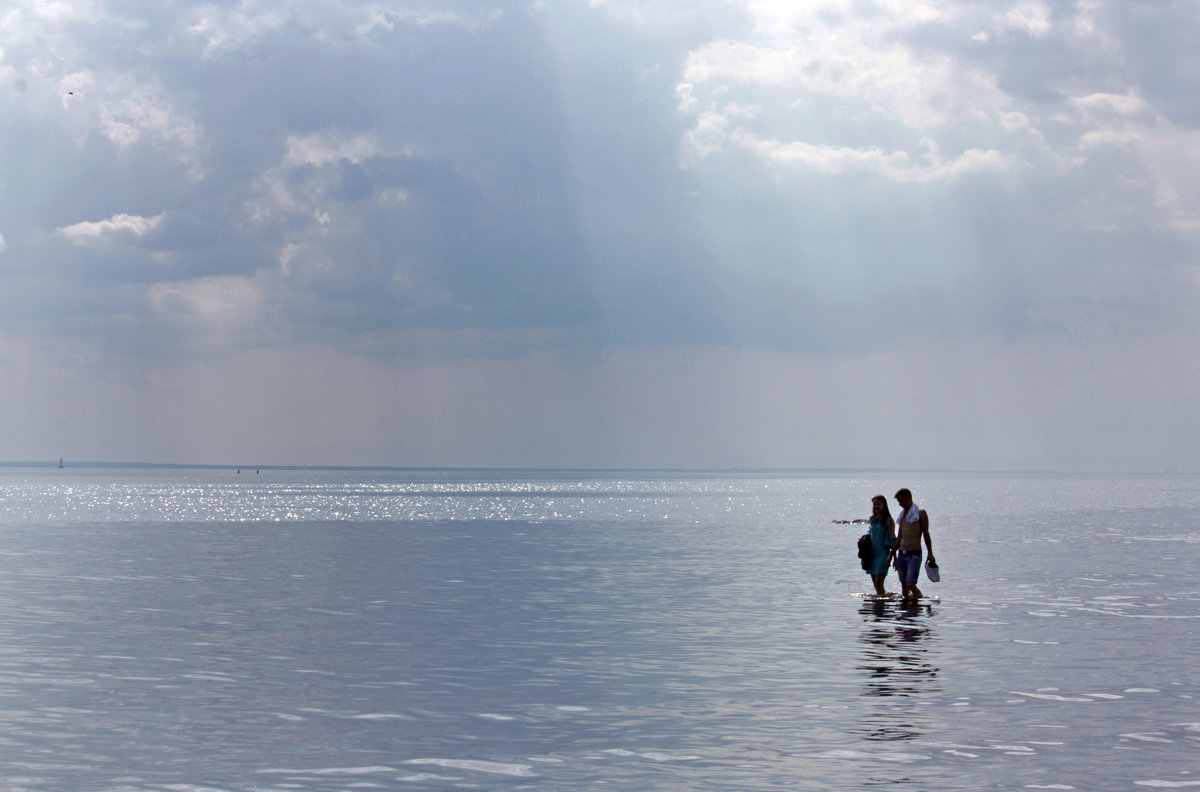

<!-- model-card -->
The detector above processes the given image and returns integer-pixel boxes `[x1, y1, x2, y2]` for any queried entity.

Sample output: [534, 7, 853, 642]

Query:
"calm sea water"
[0, 469, 1197, 791]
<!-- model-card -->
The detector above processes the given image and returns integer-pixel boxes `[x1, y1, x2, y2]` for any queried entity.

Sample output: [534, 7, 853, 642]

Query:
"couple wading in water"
[863, 488, 935, 600]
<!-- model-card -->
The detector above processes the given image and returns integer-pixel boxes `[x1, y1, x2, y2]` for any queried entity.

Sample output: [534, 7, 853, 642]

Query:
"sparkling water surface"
[0, 469, 1197, 791]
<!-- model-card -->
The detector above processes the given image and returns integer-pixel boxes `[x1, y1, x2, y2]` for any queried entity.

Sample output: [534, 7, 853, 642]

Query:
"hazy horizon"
[3, 459, 1189, 476]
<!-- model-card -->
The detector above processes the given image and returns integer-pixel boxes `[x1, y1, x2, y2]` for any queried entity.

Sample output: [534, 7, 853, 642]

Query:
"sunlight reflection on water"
[0, 470, 1197, 790]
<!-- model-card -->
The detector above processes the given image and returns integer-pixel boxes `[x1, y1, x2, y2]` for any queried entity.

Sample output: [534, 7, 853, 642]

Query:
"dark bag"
[857, 533, 873, 571]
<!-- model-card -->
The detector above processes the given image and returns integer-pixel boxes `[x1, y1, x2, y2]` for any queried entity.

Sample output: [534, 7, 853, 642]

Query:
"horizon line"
[0, 460, 1188, 476]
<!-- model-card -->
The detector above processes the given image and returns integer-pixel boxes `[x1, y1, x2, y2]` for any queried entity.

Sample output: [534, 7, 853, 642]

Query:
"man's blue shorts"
[895, 551, 922, 583]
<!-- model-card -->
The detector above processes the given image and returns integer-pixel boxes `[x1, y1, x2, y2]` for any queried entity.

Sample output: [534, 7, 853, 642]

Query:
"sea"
[0, 468, 1197, 792]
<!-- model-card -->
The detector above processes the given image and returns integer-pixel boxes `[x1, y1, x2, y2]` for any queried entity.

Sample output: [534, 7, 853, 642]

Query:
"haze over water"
[0, 468, 1196, 790]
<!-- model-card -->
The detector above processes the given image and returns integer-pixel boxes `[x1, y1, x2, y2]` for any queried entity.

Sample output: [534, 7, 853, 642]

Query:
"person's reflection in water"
[856, 599, 940, 741]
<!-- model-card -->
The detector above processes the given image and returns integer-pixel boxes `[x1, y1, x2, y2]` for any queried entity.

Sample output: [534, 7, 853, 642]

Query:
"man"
[887, 488, 934, 601]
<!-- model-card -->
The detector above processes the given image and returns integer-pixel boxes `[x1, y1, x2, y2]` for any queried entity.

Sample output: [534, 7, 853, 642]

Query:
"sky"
[1, 0, 1199, 472]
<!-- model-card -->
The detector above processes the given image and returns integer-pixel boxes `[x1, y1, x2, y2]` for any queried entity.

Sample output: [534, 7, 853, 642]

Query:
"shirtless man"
[887, 488, 934, 601]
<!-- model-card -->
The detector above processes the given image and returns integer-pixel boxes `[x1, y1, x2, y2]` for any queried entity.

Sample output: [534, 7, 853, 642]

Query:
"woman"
[866, 495, 895, 596]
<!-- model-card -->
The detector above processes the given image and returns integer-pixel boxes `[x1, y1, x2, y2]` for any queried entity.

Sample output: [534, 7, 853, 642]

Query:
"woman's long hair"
[872, 495, 892, 524]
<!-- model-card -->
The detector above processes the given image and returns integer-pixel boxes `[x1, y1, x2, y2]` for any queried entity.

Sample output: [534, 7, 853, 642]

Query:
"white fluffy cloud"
[57, 212, 165, 246]
[674, 1, 1036, 184]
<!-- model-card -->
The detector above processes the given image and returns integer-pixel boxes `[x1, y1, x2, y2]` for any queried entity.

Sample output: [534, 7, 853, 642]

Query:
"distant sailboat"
[58, 457, 64, 469]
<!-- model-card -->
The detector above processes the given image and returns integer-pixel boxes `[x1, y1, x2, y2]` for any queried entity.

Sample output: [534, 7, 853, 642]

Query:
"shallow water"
[0, 469, 1197, 790]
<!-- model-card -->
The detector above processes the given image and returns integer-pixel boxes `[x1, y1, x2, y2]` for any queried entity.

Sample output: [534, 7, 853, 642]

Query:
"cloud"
[57, 212, 165, 247]
[96, 80, 206, 174]
[183, 0, 501, 57]
[665, 0, 1200, 327]
[1069, 91, 1200, 236]
[149, 275, 264, 336]
[675, 4, 1032, 180]
[733, 134, 1014, 183]
[3, 0, 1200, 469]
[3, 1, 601, 344]
[998, 0, 1053, 37]
[184, 1, 293, 57]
